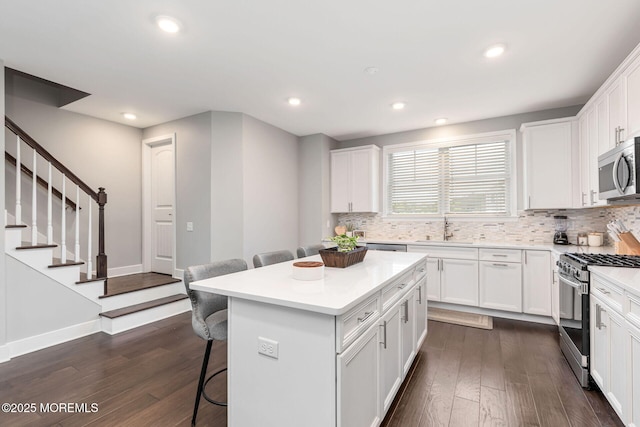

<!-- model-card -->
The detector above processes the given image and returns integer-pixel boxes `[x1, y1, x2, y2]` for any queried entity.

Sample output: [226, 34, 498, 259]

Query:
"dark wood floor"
[0, 314, 622, 427]
[102, 272, 181, 297]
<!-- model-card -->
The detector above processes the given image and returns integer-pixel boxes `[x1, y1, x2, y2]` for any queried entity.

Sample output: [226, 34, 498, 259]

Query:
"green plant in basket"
[330, 234, 359, 252]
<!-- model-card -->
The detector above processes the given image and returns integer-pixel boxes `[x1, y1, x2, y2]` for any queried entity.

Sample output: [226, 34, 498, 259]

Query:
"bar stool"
[252, 249, 294, 268]
[184, 258, 248, 426]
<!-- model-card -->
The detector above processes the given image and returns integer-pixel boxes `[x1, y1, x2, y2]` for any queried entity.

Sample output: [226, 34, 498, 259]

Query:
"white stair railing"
[47, 162, 53, 245]
[74, 185, 80, 262]
[87, 195, 93, 280]
[60, 175, 67, 263]
[31, 149, 37, 245]
[15, 135, 21, 225]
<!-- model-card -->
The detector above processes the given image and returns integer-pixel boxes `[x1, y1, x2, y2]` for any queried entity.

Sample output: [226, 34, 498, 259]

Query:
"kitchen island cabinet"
[191, 250, 427, 427]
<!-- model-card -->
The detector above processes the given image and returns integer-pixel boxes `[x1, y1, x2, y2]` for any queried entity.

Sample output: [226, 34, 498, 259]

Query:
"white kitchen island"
[190, 250, 428, 427]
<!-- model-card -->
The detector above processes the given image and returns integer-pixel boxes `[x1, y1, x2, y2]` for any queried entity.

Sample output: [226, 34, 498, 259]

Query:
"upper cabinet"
[626, 58, 640, 139]
[522, 118, 579, 209]
[331, 145, 380, 213]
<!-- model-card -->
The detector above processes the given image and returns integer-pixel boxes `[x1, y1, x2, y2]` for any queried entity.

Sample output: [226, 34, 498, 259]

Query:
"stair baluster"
[47, 162, 53, 245]
[31, 149, 37, 244]
[15, 136, 21, 225]
[61, 175, 67, 263]
[87, 195, 93, 280]
[75, 185, 80, 262]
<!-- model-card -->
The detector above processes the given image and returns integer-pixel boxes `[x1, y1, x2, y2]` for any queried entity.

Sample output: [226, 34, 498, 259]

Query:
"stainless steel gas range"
[557, 253, 640, 387]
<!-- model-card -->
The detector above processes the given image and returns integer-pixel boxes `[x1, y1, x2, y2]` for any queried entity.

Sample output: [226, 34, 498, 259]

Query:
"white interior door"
[143, 134, 176, 276]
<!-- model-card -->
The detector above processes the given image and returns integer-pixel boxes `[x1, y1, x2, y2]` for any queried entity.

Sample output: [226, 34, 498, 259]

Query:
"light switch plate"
[186, 222, 194, 232]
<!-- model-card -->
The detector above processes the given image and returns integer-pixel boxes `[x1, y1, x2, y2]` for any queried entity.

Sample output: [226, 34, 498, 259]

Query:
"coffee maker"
[553, 215, 569, 245]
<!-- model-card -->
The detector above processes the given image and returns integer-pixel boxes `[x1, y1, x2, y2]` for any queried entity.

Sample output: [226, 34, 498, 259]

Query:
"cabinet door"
[578, 114, 590, 207]
[626, 58, 640, 140]
[607, 309, 627, 421]
[441, 259, 479, 307]
[426, 258, 441, 301]
[337, 324, 380, 427]
[590, 296, 608, 391]
[331, 151, 351, 213]
[479, 261, 522, 313]
[522, 250, 552, 316]
[551, 268, 559, 324]
[350, 149, 378, 212]
[414, 277, 427, 349]
[523, 121, 574, 209]
[608, 79, 627, 148]
[379, 303, 402, 415]
[629, 326, 640, 427]
[590, 106, 607, 206]
[400, 292, 416, 377]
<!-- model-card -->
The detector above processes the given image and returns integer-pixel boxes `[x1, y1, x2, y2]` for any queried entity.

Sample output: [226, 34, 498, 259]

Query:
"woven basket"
[319, 246, 368, 268]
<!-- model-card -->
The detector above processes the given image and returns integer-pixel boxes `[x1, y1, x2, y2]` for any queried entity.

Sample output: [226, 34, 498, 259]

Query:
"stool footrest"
[202, 367, 227, 406]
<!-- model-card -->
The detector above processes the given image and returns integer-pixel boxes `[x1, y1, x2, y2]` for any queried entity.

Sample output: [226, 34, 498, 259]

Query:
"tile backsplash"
[337, 205, 640, 246]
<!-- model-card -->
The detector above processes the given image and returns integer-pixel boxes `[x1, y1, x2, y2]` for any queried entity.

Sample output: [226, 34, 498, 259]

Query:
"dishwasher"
[366, 243, 407, 252]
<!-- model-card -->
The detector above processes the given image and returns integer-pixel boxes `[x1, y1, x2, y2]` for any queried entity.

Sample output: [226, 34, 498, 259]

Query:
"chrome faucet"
[443, 216, 453, 241]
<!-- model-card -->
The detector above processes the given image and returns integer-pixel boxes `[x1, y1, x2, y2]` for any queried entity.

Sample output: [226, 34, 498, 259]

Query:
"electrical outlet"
[258, 337, 279, 359]
[186, 222, 194, 232]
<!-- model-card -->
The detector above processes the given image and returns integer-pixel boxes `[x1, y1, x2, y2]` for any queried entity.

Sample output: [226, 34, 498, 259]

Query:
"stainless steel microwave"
[598, 137, 639, 200]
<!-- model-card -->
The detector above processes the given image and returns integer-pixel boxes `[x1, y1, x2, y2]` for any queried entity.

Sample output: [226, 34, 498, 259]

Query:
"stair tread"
[76, 273, 107, 284]
[16, 243, 57, 250]
[5, 224, 27, 229]
[100, 273, 182, 298]
[49, 258, 84, 268]
[99, 294, 188, 319]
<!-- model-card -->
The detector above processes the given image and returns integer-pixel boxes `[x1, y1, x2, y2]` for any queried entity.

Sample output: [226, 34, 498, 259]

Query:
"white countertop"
[190, 250, 427, 316]
[589, 265, 640, 298]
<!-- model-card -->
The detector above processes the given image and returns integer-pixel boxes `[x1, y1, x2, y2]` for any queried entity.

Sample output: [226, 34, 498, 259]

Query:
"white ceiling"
[2, 1, 640, 141]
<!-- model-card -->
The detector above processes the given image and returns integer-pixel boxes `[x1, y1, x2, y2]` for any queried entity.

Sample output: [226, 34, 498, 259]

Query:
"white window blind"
[386, 135, 513, 216]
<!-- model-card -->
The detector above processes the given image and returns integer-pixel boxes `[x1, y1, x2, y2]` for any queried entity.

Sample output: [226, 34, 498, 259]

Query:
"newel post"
[96, 187, 108, 278]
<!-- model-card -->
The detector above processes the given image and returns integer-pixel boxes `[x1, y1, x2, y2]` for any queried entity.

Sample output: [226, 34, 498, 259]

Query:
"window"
[384, 130, 516, 217]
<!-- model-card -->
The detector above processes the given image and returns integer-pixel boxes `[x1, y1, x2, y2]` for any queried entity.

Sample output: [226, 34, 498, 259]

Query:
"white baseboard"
[429, 301, 556, 326]
[174, 268, 184, 280]
[107, 264, 143, 277]
[5, 319, 101, 361]
[0, 344, 10, 363]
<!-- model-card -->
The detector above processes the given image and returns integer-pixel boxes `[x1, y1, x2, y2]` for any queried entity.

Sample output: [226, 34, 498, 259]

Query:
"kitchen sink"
[413, 240, 474, 244]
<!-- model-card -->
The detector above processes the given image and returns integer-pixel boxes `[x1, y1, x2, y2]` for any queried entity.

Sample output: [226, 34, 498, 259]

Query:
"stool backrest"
[253, 250, 294, 268]
[296, 244, 325, 258]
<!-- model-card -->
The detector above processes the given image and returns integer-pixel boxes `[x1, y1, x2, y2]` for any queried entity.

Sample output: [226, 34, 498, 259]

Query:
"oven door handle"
[558, 272, 588, 295]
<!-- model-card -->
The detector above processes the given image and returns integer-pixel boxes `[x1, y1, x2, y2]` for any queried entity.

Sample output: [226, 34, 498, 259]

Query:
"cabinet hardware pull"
[524, 251, 527, 264]
[596, 304, 601, 329]
[398, 283, 407, 289]
[590, 190, 597, 205]
[581, 192, 586, 206]
[492, 263, 509, 267]
[596, 287, 611, 295]
[492, 254, 508, 257]
[528, 196, 531, 209]
[381, 320, 387, 349]
[619, 127, 625, 143]
[615, 127, 620, 145]
[358, 311, 374, 323]
[404, 300, 409, 323]
[418, 285, 422, 304]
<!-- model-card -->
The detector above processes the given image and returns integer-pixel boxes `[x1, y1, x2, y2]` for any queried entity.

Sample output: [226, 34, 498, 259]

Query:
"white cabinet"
[479, 261, 522, 313]
[578, 114, 590, 207]
[590, 293, 627, 423]
[400, 291, 416, 376]
[379, 300, 402, 415]
[331, 145, 380, 213]
[626, 58, 640, 140]
[551, 252, 560, 325]
[414, 276, 427, 349]
[337, 323, 380, 427]
[522, 250, 552, 316]
[441, 258, 479, 307]
[629, 324, 640, 427]
[522, 118, 579, 209]
[425, 258, 441, 301]
[607, 79, 627, 148]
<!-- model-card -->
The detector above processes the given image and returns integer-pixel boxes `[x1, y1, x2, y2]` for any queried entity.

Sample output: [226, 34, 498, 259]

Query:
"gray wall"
[211, 112, 244, 261]
[5, 256, 100, 342]
[339, 105, 583, 211]
[142, 112, 213, 269]
[242, 115, 299, 262]
[1, 60, 6, 354]
[298, 134, 338, 245]
[5, 95, 143, 269]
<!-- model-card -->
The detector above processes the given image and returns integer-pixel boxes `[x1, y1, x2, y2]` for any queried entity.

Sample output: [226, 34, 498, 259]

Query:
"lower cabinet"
[425, 258, 441, 301]
[415, 276, 427, 348]
[522, 250, 552, 316]
[401, 291, 417, 376]
[379, 300, 402, 414]
[629, 324, 640, 427]
[441, 258, 479, 307]
[337, 323, 381, 427]
[479, 261, 522, 312]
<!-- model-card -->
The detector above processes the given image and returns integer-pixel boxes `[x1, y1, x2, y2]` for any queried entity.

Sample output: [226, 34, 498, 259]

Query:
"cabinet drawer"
[414, 260, 427, 282]
[337, 294, 380, 353]
[627, 292, 640, 330]
[479, 248, 521, 263]
[381, 271, 414, 313]
[591, 274, 624, 315]
[408, 245, 478, 260]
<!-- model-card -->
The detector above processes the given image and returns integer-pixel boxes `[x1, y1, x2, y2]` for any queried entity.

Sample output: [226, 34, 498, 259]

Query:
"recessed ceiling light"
[364, 67, 379, 75]
[484, 44, 506, 58]
[434, 118, 448, 126]
[288, 97, 301, 106]
[391, 102, 406, 110]
[122, 112, 137, 120]
[156, 15, 181, 33]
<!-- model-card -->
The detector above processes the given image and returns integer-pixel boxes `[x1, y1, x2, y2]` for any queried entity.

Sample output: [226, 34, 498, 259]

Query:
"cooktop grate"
[565, 253, 640, 268]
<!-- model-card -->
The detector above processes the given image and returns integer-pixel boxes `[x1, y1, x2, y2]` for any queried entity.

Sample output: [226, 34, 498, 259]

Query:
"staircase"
[3, 116, 190, 360]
